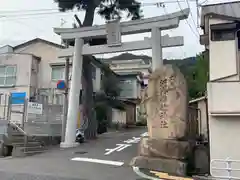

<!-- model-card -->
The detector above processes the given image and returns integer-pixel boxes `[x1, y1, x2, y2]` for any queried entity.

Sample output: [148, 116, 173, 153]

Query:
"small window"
[211, 29, 235, 41]
[55, 94, 64, 105]
[0, 65, 17, 86]
[51, 66, 64, 80]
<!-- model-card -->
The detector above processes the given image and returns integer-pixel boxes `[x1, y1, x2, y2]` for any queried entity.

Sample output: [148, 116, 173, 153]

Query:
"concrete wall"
[209, 18, 239, 81]
[198, 100, 208, 138]
[207, 17, 240, 177]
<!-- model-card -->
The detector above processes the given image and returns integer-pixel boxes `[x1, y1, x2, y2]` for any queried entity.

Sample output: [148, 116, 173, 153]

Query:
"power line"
[185, 0, 200, 35]
[0, 1, 186, 17]
[177, 0, 199, 40]
[163, 7, 186, 58]
[200, 0, 208, 5]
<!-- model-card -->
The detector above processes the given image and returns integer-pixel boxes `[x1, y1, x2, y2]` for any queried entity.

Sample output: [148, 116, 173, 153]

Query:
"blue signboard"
[57, 80, 66, 90]
[11, 92, 26, 104]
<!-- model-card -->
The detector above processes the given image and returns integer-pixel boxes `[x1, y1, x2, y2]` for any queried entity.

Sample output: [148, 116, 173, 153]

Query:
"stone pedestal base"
[60, 142, 79, 148]
[139, 137, 190, 160]
[130, 156, 187, 176]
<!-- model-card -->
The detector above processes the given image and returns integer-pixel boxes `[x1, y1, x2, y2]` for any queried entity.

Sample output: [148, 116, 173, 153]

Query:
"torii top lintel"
[54, 8, 190, 40]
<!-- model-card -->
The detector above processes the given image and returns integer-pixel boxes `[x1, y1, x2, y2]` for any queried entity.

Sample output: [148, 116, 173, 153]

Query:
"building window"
[55, 94, 64, 105]
[52, 66, 73, 81]
[51, 66, 64, 80]
[211, 29, 235, 41]
[0, 65, 17, 86]
[92, 65, 96, 80]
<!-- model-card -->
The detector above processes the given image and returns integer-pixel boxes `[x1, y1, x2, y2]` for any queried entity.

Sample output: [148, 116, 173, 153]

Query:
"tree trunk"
[82, 57, 98, 139]
[81, 2, 98, 139]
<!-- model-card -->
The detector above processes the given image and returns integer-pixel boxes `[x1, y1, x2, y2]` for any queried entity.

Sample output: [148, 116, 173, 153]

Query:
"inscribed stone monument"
[131, 65, 190, 177]
[144, 64, 188, 139]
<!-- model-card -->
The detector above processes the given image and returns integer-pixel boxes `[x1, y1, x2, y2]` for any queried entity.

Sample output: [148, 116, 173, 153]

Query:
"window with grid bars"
[0, 65, 17, 86]
[51, 66, 72, 81]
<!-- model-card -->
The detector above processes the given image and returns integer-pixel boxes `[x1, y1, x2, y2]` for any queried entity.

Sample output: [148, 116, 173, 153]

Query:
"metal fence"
[0, 91, 64, 137]
[25, 94, 63, 136]
[211, 158, 240, 179]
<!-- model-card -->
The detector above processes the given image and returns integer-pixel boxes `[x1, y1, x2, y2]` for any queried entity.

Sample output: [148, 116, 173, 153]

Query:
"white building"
[0, 38, 101, 123]
[102, 53, 151, 74]
[200, 1, 240, 178]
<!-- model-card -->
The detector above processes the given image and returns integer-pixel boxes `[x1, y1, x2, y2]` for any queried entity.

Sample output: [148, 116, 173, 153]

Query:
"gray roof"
[201, 1, 240, 27]
[103, 53, 151, 64]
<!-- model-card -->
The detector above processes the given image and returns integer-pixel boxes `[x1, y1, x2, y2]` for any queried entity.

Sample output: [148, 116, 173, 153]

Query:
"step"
[12, 145, 46, 157]
[12, 142, 42, 147]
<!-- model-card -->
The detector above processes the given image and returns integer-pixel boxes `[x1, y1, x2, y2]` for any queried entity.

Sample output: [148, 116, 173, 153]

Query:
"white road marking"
[104, 132, 148, 155]
[105, 144, 132, 155]
[71, 157, 124, 166]
[140, 132, 148, 137]
[116, 144, 132, 151]
[124, 137, 141, 144]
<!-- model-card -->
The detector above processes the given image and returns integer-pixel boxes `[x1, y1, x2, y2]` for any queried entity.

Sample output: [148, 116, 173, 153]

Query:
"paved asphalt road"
[0, 128, 147, 180]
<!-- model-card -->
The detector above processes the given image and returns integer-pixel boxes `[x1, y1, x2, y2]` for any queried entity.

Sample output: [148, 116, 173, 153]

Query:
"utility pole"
[61, 43, 70, 142]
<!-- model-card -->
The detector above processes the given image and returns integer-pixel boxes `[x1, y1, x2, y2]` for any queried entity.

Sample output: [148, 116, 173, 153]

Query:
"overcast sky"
[0, 0, 239, 59]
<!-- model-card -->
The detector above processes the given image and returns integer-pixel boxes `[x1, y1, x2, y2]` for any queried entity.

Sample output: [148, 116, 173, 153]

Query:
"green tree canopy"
[54, 0, 142, 26]
[187, 53, 209, 99]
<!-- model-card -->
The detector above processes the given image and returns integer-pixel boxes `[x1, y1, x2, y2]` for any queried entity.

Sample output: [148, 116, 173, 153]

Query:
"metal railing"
[211, 158, 240, 179]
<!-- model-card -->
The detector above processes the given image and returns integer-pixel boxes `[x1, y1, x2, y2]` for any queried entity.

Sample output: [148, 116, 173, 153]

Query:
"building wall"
[14, 41, 66, 89]
[209, 116, 240, 177]
[119, 78, 140, 99]
[197, 100, 208, 138]
[207, 17, 240, 177]
[14, 41, 101, 95]
[111, 108, 126, 125]
[0, 53, 36, 96]
[209, 18, 239, 81]
[0, 53, 39, 124]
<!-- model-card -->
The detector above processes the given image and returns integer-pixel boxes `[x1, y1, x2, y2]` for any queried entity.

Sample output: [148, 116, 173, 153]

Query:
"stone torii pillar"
[151, 27, 162, 71]
[60, 38, 84, 148]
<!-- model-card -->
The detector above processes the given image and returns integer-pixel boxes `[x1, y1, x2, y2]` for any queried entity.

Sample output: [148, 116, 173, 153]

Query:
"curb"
[132, 166, 160, 180]
[132, 166, 195, 180]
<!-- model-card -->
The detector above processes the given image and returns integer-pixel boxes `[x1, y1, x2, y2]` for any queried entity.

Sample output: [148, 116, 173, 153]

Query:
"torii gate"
[54, 8, 190, 148]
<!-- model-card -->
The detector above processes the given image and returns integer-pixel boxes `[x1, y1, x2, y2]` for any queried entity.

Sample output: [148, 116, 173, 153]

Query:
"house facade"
[0, 38, 101, 124]
[200, 1, 240, 178]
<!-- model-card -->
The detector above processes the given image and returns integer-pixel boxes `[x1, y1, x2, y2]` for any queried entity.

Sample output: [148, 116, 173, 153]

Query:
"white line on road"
[105, 143, 132, 155]
[71, 157, 124, 166]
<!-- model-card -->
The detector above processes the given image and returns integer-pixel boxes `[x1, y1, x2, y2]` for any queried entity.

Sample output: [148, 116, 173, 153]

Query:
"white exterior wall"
[198, 100, 208, 138]
[0, 53, 38, 124]
[109, 59, 151, 75]
[0, 46, 13, 54]
[14, 41, 66, 90]
[207, 17, 240, 177]
[112, 108, 126, 125]
[14, 41, 101, 93]
[209, 19, 239, 81]
[0, 53, 35, 96]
